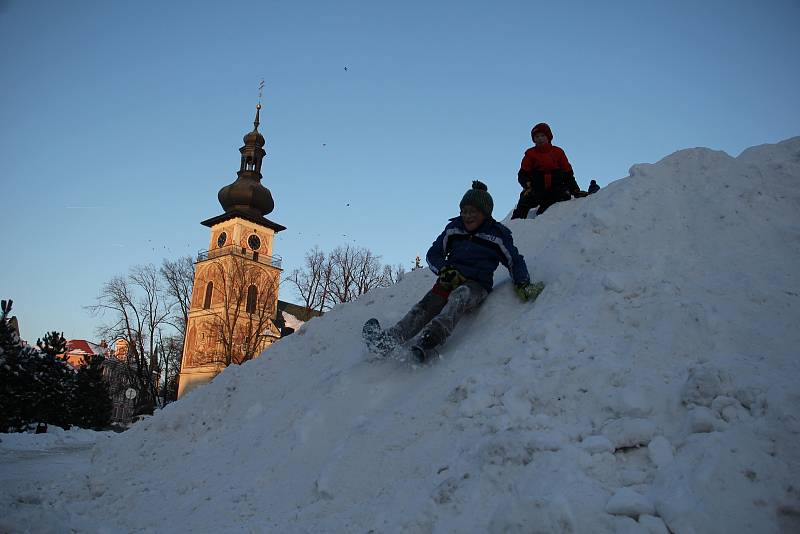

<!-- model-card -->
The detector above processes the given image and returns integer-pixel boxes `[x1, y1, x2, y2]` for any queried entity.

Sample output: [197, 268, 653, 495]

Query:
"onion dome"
[216, 104, 274, 217]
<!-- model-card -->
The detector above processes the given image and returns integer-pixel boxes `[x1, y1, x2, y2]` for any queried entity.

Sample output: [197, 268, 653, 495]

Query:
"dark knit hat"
[531, 122, 554, 142]
[460, 180, 493, 218]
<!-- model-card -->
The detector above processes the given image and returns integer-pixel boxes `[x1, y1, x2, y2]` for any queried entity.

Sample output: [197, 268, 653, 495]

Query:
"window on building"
[203, 281, 213, 309]
[246, 284, 257, 314]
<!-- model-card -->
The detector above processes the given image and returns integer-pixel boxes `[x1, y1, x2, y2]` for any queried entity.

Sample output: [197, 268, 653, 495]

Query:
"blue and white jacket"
[426, 216, 530, 292]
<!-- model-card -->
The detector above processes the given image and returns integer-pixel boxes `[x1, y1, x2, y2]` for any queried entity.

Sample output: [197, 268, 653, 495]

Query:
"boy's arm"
[425, 228, 448, 275]
[518, 169, 532, 188]
[556, 147, 574, 174]
[565, 171, 582, 195]
[499, 226, 531, 285]
[518, 151, 535, 188]
[557, 148, 584, 195]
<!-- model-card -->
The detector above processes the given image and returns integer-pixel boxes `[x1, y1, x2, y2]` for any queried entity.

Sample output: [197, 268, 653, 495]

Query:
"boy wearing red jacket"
[511, 122, 586, 219]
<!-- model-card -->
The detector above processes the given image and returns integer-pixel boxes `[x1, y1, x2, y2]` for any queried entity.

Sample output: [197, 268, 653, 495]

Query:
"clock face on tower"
[248, 234, 261, 251]
[217, 232, 227, 248]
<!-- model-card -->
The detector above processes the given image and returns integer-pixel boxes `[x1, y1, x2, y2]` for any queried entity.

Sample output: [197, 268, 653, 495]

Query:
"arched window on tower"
[203, 281, 213, 309]
[246, 284, 257, 314]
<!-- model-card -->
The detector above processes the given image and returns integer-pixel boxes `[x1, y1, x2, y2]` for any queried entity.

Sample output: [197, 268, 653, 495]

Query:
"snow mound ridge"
[13, 138, 800, 532]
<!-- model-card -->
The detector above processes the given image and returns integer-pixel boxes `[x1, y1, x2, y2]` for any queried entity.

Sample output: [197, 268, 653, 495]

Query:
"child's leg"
[385, 288, 448, 344]
[412, 281, 488, 352]
[511, 190, 538, 220]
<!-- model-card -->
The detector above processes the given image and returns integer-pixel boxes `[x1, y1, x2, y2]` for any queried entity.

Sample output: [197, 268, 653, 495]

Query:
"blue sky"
[1, 0, 798, 343]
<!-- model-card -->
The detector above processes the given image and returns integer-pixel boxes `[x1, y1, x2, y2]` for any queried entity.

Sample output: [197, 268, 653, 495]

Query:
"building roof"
[65, 339, 110, 356]
[272, 300, 324, 334]
[201, 209, 286, 233]
[66, 339, 96, 355]
[277, 300, 323, 322]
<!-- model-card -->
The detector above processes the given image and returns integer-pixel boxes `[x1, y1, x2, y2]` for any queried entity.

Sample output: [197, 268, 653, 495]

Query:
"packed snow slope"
[5, 138, 800, 533]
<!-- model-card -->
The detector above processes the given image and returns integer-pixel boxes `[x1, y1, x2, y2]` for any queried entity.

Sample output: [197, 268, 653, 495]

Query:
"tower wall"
[178, 240, 281, 398]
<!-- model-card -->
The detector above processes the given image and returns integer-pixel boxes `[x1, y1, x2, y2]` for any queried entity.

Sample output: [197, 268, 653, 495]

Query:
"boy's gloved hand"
[515, 281, 545, 302]
[438, 267, 467, 291]
[573, 190, 589, 198]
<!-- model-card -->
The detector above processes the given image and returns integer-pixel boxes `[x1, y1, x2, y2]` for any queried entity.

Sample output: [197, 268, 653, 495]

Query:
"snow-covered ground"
[2, 138, 799, 533]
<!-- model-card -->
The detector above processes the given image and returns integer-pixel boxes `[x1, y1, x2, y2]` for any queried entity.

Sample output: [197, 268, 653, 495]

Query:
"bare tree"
[159, 255, 194, 399]
[207, 256, 280, 366]
[327, 245, 358, 305]
[160, 256, 195, 338]
[350, 246, 386, 298]
[87, 265, 174, 414]
[381, 263, 406, 285]
[156, 331, 182, 405]
[287, 246, 332, 313]
[290, 244, 403, 311]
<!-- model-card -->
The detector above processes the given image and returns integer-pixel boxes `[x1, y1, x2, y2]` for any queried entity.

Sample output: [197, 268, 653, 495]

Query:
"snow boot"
[362, 318, 399, 357]
[409, 322, 446, 364]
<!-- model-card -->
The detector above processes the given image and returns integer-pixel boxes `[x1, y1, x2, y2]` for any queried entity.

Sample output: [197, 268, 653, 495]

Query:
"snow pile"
[2, 138, 799, 533]
[0, 426, 109, 452]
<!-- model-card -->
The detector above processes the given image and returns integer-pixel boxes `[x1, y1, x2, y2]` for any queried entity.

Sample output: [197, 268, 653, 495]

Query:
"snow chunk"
[647, 436, 674, 468]
[602, 418, 657, 449]
[711, 395, 750, 423]
[619, 468, 649, 486]
[638, 514, 669, 534]
[580, 435, 615, 454]
[681, 365, 730, 407]
[606, 488, 655, 518]
[687, 406, 722, 434]
[602, 272, 626, 293]
[612, 388, 653, 418]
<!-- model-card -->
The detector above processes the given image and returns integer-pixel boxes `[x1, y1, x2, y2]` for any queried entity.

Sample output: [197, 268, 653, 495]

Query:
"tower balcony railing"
[196, 245, 282, 269]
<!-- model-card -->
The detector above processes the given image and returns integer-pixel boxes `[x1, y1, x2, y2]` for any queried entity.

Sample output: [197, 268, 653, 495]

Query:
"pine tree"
[36, 331, 67, 359]
[0, 299, 18, 355]
[0, 300, 77, 432]
[72, 354, 112, 429]
[33, 348, 76, 430]
[0, 300, 45, 432]
[34, 330, 74, 429]
[0, 299, 25, 432]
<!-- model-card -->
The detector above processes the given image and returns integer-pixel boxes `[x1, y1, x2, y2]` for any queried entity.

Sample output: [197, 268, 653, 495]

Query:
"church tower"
[178, 104, 286, 398]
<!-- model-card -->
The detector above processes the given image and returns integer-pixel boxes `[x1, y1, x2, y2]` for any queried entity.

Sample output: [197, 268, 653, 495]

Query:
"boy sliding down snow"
[363, 181, 544, 363]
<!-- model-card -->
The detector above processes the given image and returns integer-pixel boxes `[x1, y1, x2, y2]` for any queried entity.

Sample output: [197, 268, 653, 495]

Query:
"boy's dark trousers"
[511, 189, 539, 219]
[511, 188, 571, 219]
[386, 280, 488, 351]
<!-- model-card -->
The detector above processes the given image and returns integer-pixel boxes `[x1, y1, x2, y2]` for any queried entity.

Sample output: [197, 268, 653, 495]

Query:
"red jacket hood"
[531, 122, 554, 142]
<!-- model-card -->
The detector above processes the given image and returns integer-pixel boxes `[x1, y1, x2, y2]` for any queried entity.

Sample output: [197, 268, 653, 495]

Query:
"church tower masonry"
[178, 104, 286, 398]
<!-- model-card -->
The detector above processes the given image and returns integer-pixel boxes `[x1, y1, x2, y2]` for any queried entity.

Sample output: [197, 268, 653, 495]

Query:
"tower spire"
[215, 87, 273, 218]
[254, 78, 264, 130]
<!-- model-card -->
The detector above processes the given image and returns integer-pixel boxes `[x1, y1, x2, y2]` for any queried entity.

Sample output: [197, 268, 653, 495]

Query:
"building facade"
[178, 104, 286, 398]
[63, 338, 135, 424]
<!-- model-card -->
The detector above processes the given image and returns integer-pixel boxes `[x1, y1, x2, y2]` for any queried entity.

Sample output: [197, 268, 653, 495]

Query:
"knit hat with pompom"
[459, 180, 494, 218]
